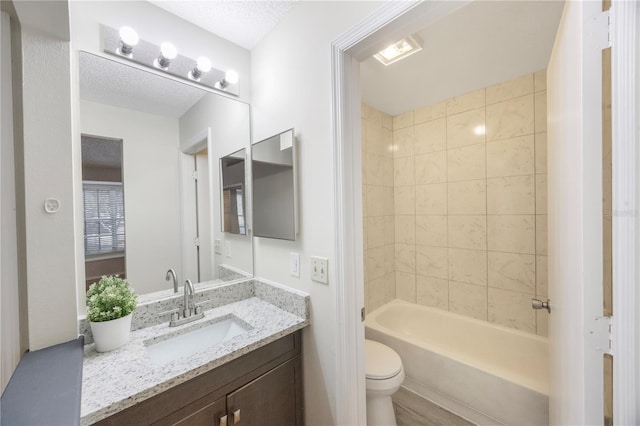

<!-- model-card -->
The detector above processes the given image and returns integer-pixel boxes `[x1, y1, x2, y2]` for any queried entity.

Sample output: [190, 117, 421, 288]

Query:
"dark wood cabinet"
[96, 331, 303, 426]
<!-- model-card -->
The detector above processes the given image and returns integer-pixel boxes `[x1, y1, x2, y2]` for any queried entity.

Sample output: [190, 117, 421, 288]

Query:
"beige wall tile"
[487, 215, 536, 254]
[534, 70, 547, 92]
[415, 118, 446, 154]
[367, 216, 385, 248]
[416, 245, 448, 279]
[536, 174, 547, 214]
[415, 215, 447, 247]
[487, 175, 535, 214]
[382, 187, 394, 216]
[384, 216, 395, 244]
[382, 128, 393, 158]
[368, 275, 387, 311]
[416, 183, 447, 215]
[366, 186, 384, 217]
[488, 288, 535, 333]
[394, 157, 415, 186]
[394, 186, 415, 215]
[414, 101, 446, 124]
[393, 127, 414, 158]
[364, 119, 382, 154]
[365, 153, 383, 186]
[395, 243, 416, 273]
[486, 94, 535, 142]
[367, 246, 386, 280]
[362, 103, 382, 125]
[393, 110, 414, 130]
[449, 281, 487, 320]
[534, 133, 547, 174]
[488, 252, 535, 293]
[415, 151, 447, 184]
[384, 244, 395, 275]
[536, 311, 548, 337]
[486, 135, 535, 178]
[448, 179, 487, 215]
[447, 144, 486, 182]
[381, 157, 394, 186]
[382, 113, 393, 130]
[447, 89, 485, 115]
[535, 91, 547, 133]
[417, 276, 448, 310]
[448, 248, 487, 285]
[486, 74, 534, 105]
[448, 215, 487, 250]
[385, 272, 396, 302]
[395, 215, 416, 244]
[536, 215, 548, 255]
[446, 108, 486, 149]
[536, 255, 548, 297]
[362, 221, 368, 250]
[396, 271, 416, 303]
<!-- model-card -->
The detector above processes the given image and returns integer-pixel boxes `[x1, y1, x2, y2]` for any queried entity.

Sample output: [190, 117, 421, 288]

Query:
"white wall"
[250, 2, 381, 424]
[179, 94, 253, 276]
[80, 100, 182, 296]
[1, 10, 21, 392]
[69, 1, 251, 104]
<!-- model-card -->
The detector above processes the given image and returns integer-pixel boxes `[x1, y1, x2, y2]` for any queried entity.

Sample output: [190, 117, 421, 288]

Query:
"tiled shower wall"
[362, 70, 549, 336]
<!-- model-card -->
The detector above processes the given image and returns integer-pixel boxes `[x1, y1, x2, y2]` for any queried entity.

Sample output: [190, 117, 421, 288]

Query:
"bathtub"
[365, 300, 549, 425]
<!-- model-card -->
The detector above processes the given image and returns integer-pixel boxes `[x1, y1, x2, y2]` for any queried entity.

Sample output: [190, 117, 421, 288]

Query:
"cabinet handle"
[233, 409, 241, 424]
[220, 415, 228, 426]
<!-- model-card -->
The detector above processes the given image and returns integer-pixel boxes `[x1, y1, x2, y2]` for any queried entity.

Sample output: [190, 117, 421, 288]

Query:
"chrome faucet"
[169, 279, 204, 327]
[165, 268, 178, 293]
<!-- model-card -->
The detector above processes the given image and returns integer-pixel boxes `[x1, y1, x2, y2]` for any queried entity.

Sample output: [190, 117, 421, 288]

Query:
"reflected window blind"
[83, 181, 125, 255]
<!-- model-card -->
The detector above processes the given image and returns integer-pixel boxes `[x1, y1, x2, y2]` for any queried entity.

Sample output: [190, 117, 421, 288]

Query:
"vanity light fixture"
[156, 42, 177, 69]
[190, 56, 212, 81]
[216, 69, 239, 90]
[373, 35, 423, 66]
[102, 25, 240, 96]
[117, 26, 139, 57]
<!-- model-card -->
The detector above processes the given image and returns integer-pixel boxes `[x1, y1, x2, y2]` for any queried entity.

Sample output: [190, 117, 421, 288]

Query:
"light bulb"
[196, 57, 212, 73]
[118, 26, 138, 56]
[225, 69, 239, 85]
[160, 42, 177, 60]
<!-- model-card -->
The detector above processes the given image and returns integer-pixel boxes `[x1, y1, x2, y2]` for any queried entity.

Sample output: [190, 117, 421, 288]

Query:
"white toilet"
[365, 339, 405, 426]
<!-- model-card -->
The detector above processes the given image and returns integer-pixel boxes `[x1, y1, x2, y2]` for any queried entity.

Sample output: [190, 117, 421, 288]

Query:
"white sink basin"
[145, 315, 250, 365]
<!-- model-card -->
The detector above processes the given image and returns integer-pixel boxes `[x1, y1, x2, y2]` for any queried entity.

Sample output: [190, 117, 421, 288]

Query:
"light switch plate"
[290, 252, 300, 277]
[311, 256, 328, 284]
[214, 239, 222, 255]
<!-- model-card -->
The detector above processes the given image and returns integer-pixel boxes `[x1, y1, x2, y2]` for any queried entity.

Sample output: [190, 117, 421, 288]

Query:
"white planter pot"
[90, 313, 133, 352]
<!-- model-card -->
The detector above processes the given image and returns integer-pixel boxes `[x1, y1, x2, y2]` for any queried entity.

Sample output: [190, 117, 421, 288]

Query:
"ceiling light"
[118, 26, 138, 56]
[373, 35, 423, 66]
[155, 42, 177, 69]
[218, 69, 239, 89]
[190, 56, 212, 80]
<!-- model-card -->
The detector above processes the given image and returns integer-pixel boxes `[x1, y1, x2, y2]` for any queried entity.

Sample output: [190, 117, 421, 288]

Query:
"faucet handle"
[195, 305, 203, 315]
[170, 311, 180, 322]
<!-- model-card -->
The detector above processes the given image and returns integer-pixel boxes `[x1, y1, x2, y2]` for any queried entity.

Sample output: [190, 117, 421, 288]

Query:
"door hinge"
[191, 170, 198, 180]
[596, 10, 612, 49]
[193, 237, 200, 247]
[588, 316, 612, 355]
[361, 307, 366, 322]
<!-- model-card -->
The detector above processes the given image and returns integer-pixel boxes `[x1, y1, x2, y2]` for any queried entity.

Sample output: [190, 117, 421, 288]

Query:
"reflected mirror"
[220, 148, 247, 235]
[78, 51, 252, 298]
[252, 129, 297, 240]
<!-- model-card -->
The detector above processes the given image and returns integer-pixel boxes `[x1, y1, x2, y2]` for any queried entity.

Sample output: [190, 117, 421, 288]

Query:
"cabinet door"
[227, 357, 302, 426]
[161, 396, 226, 426]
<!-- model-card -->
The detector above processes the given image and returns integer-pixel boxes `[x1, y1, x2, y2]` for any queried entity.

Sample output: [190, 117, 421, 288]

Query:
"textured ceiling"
[148, 1, 298, 50]
[79, 52, 207, 118]
[360, 1, 565, 116]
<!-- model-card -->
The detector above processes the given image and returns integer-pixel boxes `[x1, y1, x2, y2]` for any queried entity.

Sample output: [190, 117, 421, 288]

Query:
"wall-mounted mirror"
[78, 51, 252, 298]
[220, 148, 247, 235]
[252, 129, 297, 240]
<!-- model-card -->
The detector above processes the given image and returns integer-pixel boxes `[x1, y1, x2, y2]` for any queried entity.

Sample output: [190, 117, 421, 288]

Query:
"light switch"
[311, 256, 328, 284]
[290, 252, 300, 277]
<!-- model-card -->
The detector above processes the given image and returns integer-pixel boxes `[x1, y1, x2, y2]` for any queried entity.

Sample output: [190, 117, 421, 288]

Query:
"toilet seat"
[365, 339, 403, 380]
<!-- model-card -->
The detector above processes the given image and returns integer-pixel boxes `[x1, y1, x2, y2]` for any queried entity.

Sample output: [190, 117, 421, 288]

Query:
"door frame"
[331, 1, 640, 424]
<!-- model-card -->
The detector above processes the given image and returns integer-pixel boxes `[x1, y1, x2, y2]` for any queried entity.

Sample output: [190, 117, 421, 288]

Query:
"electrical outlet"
[214, 239, 222, 255]
[290, 252, 300, 277]
[225, 241, 231, 257]
[311, 256, 328, 284]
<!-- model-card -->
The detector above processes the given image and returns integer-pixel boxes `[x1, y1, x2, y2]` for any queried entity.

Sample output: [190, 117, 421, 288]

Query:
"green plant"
[86, 275, 138, 322]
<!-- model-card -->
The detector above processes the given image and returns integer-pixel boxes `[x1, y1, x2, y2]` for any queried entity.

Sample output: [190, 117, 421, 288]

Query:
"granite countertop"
[81, 280, 309, 425]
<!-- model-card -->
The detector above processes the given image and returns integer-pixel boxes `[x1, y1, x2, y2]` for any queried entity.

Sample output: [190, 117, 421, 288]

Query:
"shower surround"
[362, 70, 548, 336]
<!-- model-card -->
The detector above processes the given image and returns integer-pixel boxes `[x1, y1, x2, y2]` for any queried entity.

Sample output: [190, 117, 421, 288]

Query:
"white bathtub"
[365, 300, 549, 425]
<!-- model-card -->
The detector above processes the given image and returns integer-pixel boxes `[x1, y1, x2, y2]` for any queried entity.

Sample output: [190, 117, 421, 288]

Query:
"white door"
[195, 152, 213, 282]
[547, 1, 609, 424]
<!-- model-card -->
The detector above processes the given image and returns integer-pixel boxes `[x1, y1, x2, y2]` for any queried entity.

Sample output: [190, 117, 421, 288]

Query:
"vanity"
[81, 278, 309, 425]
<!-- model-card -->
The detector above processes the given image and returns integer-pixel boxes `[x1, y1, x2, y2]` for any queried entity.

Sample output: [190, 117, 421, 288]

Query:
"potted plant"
[87, 275, 138, 352]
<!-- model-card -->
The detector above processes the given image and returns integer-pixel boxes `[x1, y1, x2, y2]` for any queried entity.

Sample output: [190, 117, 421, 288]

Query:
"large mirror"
[78, 51, 253, 298]
[252, 129, 297, 240]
